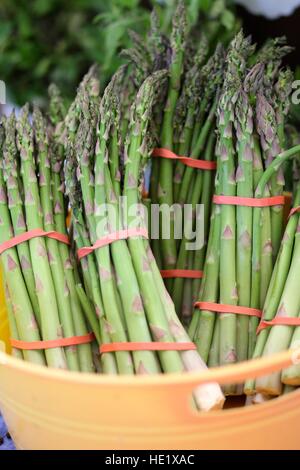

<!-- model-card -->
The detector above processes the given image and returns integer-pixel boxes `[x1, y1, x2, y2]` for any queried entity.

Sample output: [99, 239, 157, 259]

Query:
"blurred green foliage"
[0, 0, 235, 104]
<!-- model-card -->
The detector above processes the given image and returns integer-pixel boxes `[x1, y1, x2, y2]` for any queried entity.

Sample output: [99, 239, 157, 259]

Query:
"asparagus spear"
[172, 35, 209, 201]
[123, 70, 188, 374]
[217, 33, 253, 390]
[192, 131, 216, 305]
[234, 72, 255, 365]
[158, 1, 187, 282]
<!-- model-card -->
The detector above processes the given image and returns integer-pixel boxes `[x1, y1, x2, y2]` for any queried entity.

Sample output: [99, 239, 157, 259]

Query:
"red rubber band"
[213, 194, 286, 207]
[160, 269, 203, 279]
[152, 148, 217, 170]
[10, 332, 95, 350]
[0, 229, 70, 256]
[100, 342, 197, 354]
[289, 206, 300, 218]
[194, 301, 262, 318]
[257, 317, 300, 334]
[77, 227, 148, 260]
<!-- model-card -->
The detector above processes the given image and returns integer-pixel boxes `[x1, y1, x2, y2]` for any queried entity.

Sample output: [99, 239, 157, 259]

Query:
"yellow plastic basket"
[1, 266, 300, 449]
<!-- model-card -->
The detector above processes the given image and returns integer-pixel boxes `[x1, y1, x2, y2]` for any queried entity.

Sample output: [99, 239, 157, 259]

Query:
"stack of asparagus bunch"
[188, 31, 299, 395]
[0, 105, 94, 372]
[60, 59, 224, 409]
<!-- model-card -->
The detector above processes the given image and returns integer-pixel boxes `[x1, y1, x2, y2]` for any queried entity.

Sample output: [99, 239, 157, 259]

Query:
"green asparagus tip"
[171, 0, 187, 55]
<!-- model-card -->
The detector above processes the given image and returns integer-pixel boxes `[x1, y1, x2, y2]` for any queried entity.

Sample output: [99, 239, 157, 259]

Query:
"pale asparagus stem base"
[251, 393, 272, 405]
[281, 322, 300, 385]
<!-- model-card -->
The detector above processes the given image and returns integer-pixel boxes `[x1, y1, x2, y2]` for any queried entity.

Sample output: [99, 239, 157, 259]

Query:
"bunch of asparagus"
[188, 31, 299, 395]
[0, 105, 94, 372]
[59, 58, 224, 409]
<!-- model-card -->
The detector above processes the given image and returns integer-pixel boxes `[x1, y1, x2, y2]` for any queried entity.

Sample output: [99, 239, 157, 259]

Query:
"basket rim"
[0, 347, 298, 389]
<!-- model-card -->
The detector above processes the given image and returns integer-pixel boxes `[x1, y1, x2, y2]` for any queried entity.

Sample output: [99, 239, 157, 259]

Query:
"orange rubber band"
[194, 301, 262, 318]
[160, 269, 203, 279]
[152, 148, 217, 170]
[289, 206, 300, 218]
[213, 194, 286, 207]
[10, 332, 95, 350]
[257, 317, 300, 334]
[100, 342, 197, 354]
[0, 228, 70, 256]
[77, 227, 148, 260]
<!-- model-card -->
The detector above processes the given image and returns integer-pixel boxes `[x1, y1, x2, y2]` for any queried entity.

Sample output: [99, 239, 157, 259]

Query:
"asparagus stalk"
[172, 36, 209, 201]
[192, 131, 216, 305]
[189, 179, 221, 361]
[158, 1, 187, 280]
[234, 76, 254, 365]
[217, 34, 252, 387]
